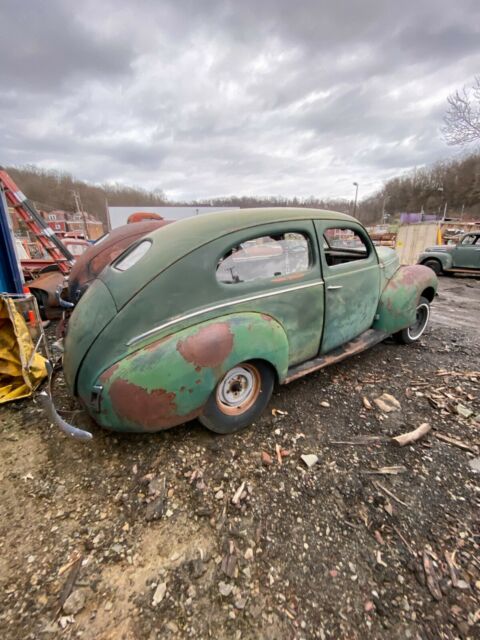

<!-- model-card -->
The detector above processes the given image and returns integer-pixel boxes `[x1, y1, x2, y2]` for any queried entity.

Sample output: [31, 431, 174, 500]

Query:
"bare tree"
[442, 76, 480, 147]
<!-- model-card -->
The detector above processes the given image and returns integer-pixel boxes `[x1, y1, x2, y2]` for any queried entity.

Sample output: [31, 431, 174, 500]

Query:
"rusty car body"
[53, 208, 437, 439]
[66, 219, 171, 303]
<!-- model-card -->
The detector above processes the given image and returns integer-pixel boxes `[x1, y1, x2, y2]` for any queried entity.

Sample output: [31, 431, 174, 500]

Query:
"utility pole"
[381, 195, 390, 226]
[72, 190, 89, 239]
[352, 182, 359, 218]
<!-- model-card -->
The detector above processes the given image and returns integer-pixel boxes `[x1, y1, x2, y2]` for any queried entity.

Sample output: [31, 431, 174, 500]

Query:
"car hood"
[424, 244, 453, 252]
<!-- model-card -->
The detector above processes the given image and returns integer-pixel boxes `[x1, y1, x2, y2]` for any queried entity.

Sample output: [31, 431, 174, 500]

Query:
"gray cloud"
[1, 0, 479, 201]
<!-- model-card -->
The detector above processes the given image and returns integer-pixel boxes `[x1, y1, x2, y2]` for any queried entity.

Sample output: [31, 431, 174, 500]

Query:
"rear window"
[216, 232, 311, 284]
[115, 240, 151, 271]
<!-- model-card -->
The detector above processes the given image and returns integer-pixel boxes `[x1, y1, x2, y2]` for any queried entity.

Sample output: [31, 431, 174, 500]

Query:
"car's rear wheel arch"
[421, 286, 435, 302]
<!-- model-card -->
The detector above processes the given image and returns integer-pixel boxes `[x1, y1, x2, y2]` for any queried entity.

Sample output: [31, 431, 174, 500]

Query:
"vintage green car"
[418, 232, 480, 275]
[49, 208, 437, 439]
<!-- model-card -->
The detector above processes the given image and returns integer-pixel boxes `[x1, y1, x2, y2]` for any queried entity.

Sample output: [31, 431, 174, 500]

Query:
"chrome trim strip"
[127, 279, 324, 346]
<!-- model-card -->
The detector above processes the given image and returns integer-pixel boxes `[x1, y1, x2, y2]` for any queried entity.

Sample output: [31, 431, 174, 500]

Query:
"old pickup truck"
[418, 232, 480, 275]
[44, 208, 437, 439]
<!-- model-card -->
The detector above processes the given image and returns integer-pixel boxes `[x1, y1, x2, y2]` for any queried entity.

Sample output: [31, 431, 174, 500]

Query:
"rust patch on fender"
[99, 362, 120, 384]
[397, 265, 425, 287]
[109, 379, 177, 429]
[177, 323, 234, 368]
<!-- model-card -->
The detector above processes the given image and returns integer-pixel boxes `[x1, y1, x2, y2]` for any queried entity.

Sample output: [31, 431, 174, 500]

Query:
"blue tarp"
[0, 187, 23, 294]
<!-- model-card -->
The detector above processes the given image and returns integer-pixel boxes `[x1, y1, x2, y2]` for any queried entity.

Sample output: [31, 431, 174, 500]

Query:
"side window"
[216, 232, 311, 285]
[461, 235, 475, 246]
[323, 227, 369, 267]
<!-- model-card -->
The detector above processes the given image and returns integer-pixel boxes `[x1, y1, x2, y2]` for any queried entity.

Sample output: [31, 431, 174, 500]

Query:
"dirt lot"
[0, 277, 479, 640]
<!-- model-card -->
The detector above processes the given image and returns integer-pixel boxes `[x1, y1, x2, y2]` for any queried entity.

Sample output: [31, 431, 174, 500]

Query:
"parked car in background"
[47, 208, 437, 440]
[417, 232, 480, 275]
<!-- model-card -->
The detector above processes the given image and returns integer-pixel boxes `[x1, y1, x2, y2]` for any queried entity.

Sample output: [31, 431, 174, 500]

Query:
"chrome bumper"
[38, 361, 93, 441]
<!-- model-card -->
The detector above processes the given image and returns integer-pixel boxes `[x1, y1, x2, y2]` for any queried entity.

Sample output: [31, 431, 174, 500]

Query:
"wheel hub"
[218, 366, 255, 407]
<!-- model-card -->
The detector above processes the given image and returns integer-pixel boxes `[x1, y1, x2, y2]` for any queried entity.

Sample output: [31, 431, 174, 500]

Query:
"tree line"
[2, 165, 167, 228]
[3, 152, 480, 229]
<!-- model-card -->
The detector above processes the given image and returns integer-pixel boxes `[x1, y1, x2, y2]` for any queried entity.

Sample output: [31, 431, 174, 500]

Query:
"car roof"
[149, 207, 356, 246]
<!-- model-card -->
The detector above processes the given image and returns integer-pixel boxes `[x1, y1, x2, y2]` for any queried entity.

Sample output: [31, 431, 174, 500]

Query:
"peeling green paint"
[373, 264, 437, 334]
[91, 313, 289, 432]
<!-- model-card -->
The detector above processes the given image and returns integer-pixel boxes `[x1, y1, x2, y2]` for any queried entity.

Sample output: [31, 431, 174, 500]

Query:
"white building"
[107, 206, 239, 230]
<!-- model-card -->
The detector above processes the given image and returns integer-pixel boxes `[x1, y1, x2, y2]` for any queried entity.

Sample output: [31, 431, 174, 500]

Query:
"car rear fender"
[86, 312, 289, 432]
[373, 265, 437, 334]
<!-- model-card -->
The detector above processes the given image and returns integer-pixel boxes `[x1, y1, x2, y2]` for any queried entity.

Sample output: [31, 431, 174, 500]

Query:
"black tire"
[199, 360, 274, 434]
[422, 259, 442, 276]
[394, 296, 430, 345]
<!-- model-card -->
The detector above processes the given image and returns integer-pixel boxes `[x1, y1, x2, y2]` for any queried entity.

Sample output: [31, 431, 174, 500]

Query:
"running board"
[284, 329, 388, 384]
[444, 268, 480, 275]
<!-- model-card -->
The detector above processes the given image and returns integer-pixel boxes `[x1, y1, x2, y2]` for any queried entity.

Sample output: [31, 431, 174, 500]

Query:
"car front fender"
[87, 312, 289, 433]
[373, 265, 437, 335]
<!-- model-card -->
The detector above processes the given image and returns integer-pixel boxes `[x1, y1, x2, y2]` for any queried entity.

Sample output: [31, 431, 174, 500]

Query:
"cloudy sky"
[1, 0, 479, 201]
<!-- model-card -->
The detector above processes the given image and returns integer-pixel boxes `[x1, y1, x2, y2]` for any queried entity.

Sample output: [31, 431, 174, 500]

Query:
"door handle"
[327, 285, 343, 290]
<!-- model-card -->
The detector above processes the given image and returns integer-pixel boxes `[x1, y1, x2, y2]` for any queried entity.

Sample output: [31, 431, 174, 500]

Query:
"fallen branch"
[362, 465, 407, 475]
[329, 435, 386, 446]
[444, 550, 459, 588]
[392, 423, 431, 447]
[390, 524, 416, 556]
[55, 554, 83, 617]
[434, 433, 477, 453]
[231, 481, 246, 506]
[372, 480, 409, 507]
[423, 551, 443, 601]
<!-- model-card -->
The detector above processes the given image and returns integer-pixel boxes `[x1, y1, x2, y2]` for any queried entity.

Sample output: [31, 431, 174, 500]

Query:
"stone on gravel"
[456, 404, 473, 418]
[152, 581, 167, 606]
[468, 457, 480, 472]
[261, 451, 273, 466]
[63, 588, 87, 615]
[219, 581, 233, 597]
[145, 495, 165, 521]
[301, 454, 319, 468]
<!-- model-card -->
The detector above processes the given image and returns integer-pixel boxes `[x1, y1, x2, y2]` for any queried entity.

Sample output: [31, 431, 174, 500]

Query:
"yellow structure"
[0, 296, 47, 403]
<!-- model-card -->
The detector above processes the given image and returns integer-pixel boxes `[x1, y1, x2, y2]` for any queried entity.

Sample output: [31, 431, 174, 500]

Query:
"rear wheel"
[422, 259, 443, 276]
[394, 296, 430, 344]
[199, 361, 274, 434]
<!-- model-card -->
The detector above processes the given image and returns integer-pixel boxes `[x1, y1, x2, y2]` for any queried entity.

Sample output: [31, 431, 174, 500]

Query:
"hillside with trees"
[2, 165, 167, 228]
[4, 152, 480, 228]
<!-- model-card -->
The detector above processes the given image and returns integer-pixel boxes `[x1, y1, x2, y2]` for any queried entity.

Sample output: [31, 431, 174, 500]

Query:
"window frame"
[317, 222, 377, 272]
[215, 226, 316, 289]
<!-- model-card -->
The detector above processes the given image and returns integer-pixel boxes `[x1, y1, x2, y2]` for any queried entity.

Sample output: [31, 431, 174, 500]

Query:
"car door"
[452, 234, 480, 268]
[214, 221, 324, 366]
[314, 220, 381, 353]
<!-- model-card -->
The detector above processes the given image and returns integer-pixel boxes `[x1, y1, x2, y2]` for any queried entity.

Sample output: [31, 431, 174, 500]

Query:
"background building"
[107, 206, 239, 230]
[40, 210, 104, 240]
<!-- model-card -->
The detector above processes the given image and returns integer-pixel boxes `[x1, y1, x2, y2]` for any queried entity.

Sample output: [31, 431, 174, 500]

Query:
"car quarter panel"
[87, 313, 289, 432]
[373, 264, 437, 334]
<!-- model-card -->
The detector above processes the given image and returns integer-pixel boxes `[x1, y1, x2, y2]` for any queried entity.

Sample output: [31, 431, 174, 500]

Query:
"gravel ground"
[0, 277, 479, 640]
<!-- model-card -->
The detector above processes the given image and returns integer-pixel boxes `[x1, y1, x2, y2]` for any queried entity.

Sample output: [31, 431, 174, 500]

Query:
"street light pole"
[352, 182, 359, 218]
[381, 194, 390, 225]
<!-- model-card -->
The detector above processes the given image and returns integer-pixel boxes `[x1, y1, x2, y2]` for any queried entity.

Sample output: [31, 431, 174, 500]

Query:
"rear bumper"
[38, 360, 93, 441]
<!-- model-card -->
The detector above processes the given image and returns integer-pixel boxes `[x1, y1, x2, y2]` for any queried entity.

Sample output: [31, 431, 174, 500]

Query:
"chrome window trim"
[126, 279, 324, 346]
